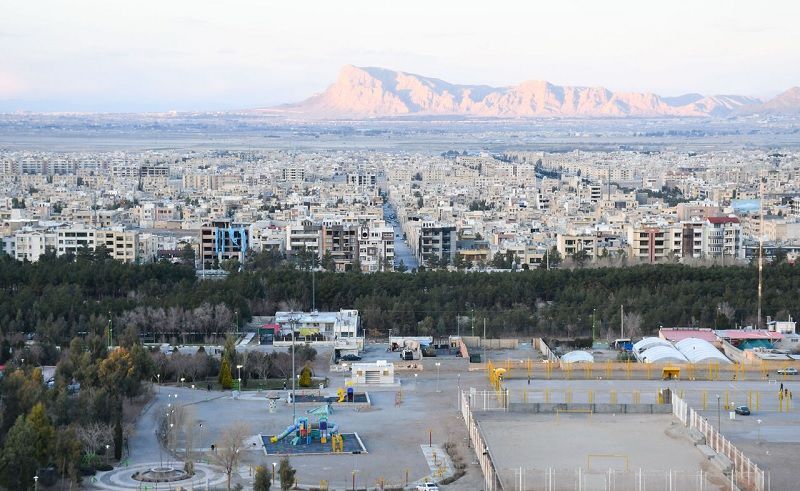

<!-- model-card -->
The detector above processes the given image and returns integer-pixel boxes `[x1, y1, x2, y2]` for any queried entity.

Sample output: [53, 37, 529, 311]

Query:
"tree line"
[2, 253, 800, 350]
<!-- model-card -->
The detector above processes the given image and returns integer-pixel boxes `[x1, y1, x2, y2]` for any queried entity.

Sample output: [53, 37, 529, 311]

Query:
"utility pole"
[592, 308, 596, 342]
[620, 305, 624, 339]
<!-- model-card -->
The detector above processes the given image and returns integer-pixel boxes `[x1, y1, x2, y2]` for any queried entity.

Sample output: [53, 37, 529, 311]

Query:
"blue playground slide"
[270, 424, 297, 443]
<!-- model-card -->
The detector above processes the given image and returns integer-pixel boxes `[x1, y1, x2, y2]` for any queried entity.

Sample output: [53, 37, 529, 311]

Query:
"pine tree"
[219, 358, 233, 390]
[278, 458, 296, 491]
[253, 465, 271, 491]
[26, 402, 55, 467]
[298, 364, 312, 388]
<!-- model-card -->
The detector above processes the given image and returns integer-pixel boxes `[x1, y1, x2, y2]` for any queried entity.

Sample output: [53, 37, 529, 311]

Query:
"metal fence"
[461, 390, 503, 491]
[672, 394, 766, 491]
[496, 467, 743, 491]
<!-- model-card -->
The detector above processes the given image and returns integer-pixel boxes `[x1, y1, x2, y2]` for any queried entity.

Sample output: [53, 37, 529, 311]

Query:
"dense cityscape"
[2, 1, 800, 491]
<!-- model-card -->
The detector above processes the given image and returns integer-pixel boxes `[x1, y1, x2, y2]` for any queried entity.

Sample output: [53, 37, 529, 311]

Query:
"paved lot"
[477, 413, 729, 491]
[122, 352, 484, 490]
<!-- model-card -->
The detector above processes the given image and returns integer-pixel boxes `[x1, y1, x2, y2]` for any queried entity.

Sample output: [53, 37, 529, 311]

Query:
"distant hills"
[268, 65, 799, 119]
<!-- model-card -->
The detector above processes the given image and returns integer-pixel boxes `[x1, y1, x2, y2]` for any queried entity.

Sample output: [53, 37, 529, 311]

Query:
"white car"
[416, 482, 439, 491]
[777, 367, 798, 375]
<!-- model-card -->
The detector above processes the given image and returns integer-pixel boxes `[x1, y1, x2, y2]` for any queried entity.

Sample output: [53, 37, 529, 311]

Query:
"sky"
[1, 0, 799, 112]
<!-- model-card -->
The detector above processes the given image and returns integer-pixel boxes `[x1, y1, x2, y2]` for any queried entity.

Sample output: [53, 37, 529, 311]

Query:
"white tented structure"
[637, 345, 688, 364]
[561, 350, 594, 363]
[632, 337, 672, 355]
[675, 338, 730, 364]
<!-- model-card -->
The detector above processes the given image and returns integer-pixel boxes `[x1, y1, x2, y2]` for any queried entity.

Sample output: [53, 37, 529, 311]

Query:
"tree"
[571, 249, 591, 267]
[0, 416, 38, 490]
[396, 260, 408, 273]
[254, 465, 272, 491]
[278, 457, 296, 491]
[26, 402, 55, 467]
[219, 358, 233, 390]
[180, 243, 196, 266]
[53, 426, 82, 485]
[212, 422, 250, 491]
[544, 246, 562, 268]
[94, 243, 112, 262]
[319, 251, 335, 272]
[298, 364, 312, 388]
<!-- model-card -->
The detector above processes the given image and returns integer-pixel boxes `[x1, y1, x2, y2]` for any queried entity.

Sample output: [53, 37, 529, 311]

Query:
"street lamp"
[757, 419, 762, 444]
[236, 364, 243, 390]
[180, 377, 185, 388]
[272, 462, 277, 486]
[716, 394, 721, 431]
[435, 362, 441, 393]
[33, 475, 38, 491]
[105, 444, 110, 465]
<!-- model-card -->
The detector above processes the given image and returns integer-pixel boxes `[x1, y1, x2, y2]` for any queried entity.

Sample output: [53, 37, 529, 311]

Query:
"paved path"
[89, 462, 229, 490]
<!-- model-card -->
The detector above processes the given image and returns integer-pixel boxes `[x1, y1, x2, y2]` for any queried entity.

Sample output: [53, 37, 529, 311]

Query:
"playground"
[261, 402, 367, 455]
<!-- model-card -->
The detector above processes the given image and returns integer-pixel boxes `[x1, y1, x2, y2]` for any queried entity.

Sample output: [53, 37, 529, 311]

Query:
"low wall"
[507, 402, 671, 414]
[461, 336, 518, 349]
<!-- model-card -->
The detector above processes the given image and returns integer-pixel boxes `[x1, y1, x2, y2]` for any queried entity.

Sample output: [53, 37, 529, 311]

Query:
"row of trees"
[3, 252, 800, 349]
[0, 335, 154, 489]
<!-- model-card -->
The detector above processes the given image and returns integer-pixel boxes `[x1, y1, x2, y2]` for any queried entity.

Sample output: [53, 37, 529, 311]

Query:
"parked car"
[777, 367, 798, 375]
[735, 405, 751, 416]
[416, 482, 439, 491]
[340, 354, 362, 362]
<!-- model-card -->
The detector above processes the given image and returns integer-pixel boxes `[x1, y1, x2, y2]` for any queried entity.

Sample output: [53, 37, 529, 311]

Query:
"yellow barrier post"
[606, 360, 612, 379]
[756, 391, 760, 411]
[610, 390, 617, 404]
[626, 361, 631, 380]
[545, 388, 550, 403]
[588, 390, 594, 404]
[725, 390, 729, 409]
[565, 389, 573, 403]
[646, 364, 651, 380]
[633, 390, 640, 404]
[566, 365, 572, 380]
[702, 391, 707, 410]
[687, 363, 694, 381]
[584, 364, 592, 380]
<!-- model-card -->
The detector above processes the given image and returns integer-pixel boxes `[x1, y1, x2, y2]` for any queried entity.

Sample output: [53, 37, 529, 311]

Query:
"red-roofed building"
[659, 327, 719, 344]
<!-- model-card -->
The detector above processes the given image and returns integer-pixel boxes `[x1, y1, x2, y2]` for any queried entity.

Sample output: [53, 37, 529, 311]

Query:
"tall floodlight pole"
[290, 311, 298, 423]
[757, 173, 764, 328]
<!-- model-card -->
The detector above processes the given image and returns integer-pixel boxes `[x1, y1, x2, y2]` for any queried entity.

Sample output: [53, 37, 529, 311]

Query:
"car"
[777, 367, 798, 375]
[735, 405, 751, 416]
[416, 482, 439, 491]
[340, 354, 362, 362]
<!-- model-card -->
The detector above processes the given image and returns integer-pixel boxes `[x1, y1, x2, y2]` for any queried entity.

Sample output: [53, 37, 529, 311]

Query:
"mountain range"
[269, 65, 800, 119]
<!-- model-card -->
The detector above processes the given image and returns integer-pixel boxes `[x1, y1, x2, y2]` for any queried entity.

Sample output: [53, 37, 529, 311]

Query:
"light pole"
[33, 475, 38, 491]
[105, 444, 110, 465]
[435, 362, 441, 393]
[289, 311, 298, 424]
[716, 394, 721, 431]
[757, 419, 762, 444]
[236, 364, 243, 390]
[272, 461, 277, 486]
[180, 377, 185, 388]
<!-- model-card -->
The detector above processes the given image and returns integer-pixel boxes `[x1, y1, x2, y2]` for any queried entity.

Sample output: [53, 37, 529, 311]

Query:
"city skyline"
[1, 0, 800, 112]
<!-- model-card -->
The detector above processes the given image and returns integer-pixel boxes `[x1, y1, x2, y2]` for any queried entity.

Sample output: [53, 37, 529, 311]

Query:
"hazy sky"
[1, 0, 798, 112]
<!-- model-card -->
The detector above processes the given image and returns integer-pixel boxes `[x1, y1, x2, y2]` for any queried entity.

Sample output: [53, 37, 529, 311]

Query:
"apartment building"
[96, 229, 138, 263]
[56, 225, 96, 256]
[357, 223, 394, 272]
[199, 219, 250, 265]
[627, 225, 671, 263]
